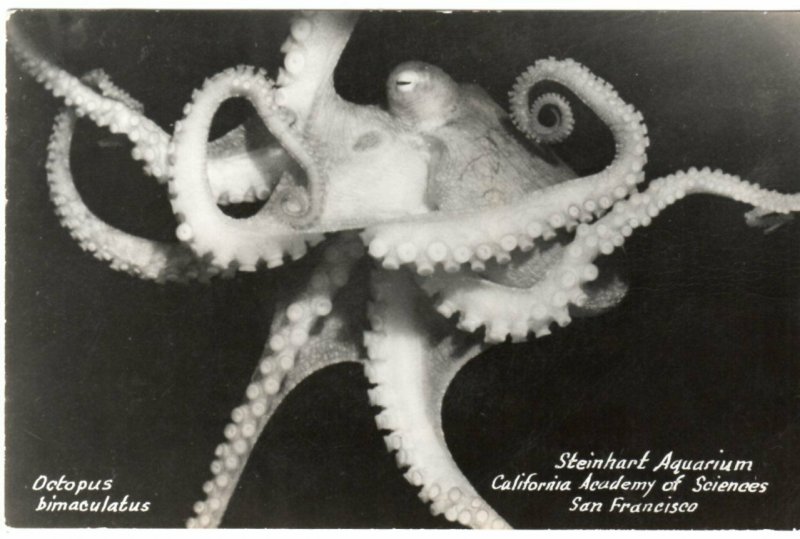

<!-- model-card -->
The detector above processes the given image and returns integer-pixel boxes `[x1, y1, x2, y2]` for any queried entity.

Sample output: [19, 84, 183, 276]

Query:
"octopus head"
[387, 61, 460, 130]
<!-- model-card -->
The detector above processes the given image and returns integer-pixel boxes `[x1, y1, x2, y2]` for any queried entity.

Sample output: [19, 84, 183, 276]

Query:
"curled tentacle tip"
[526, 92, 575, 143]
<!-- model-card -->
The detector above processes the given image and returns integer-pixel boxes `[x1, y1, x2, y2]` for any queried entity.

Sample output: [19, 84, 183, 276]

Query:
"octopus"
[6, 10, 800, 529]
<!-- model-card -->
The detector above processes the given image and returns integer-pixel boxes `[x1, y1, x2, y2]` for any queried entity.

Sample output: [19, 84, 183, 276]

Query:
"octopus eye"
[394, 70, 421, 92]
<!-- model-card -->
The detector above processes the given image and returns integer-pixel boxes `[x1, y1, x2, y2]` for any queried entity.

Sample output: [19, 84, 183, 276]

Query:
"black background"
[6, 10, 800, 529]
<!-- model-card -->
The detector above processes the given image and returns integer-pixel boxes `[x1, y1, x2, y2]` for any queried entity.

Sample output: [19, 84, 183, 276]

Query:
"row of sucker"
[167, 65, 328, 272]
[82, 69, 145, 113]
[421, 168, 800, 343]
[8, 24, 172, 181]
[47, 103, 217, 283]
[187, 235, 364, 529]
[9, 23, 270, 210]
[521, 92, 575, 143]
[362, 58, 650, 274]
[363, 270, 511, 529]
[274, 11, 360, 129]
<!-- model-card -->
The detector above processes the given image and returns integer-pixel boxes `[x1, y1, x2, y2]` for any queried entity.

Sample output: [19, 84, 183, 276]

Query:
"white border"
[5, 0, 800, 11]
[3, 2, 797, 538]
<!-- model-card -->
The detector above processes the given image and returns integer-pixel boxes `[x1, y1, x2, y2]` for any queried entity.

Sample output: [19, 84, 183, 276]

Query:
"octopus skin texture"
[6, 11, 800, 529]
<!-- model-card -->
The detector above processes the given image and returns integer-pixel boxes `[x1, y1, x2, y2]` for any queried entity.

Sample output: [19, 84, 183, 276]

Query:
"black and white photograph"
[5, 9, 800, 530]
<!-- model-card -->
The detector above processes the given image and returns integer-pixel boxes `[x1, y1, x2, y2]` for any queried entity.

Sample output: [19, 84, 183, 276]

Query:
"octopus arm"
[276, 12, 410, 158]
[46, 107, 216, 282]
[363, 58, 649, 273]
[9, 22, 287, 210]
[8, 24, 171, 181]
[569, 269, 629, 316]
[274, 11, 360, 127]
[364, 269, 509, 530]
[169, 65, 326, 271]
[188, 235, 366, 528]
[422, 169, 800, 343]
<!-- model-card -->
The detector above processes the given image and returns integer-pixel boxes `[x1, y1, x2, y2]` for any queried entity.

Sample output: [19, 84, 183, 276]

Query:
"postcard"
[5, 9, 799, 529]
